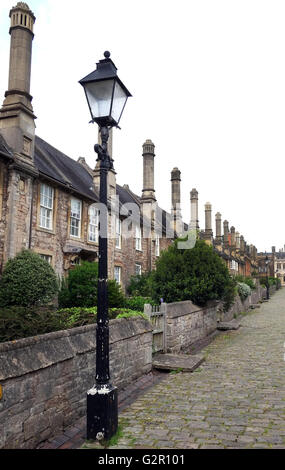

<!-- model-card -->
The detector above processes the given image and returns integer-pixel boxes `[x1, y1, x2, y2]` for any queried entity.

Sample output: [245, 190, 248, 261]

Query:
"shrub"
[151, 238, 236, 310]
[0, 250, 58, 307]
[58, 261, 126, 308]
[126, 272, 153, 297]
[235, 275, 256, 290]
[237, 282, 251, 301]
[0, 306, 146, 343]
[124, 296, 155, 312]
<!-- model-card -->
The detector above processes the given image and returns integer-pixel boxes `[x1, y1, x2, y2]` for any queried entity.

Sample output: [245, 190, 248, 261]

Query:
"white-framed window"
[135, 224, 142, 251]
[40, 183, 54, 230]
[70, 198, 82, 238]
[39, 254, 52, 264]
[155, 233, 160, 257]
[115, 217, 122, 249]
[114, 266, 121, 284]
[135, 263, 142, 276]
[89, 205, 99, 243]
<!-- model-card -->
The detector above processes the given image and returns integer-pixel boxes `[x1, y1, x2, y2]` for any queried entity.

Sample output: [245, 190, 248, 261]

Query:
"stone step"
[152, 353, 205, 372]
[217, 319, 240, 331]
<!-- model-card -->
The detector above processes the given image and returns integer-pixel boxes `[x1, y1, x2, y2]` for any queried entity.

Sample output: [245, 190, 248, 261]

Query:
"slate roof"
[0, 133, 185, 236]
[34, 136, 99, 201]
[0, 134, 13, 159]
[34, 135, 179, 234]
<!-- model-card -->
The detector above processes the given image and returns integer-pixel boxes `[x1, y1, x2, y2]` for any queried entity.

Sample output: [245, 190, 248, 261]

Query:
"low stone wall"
[0, 316, 152, 449]
[165, 300, 218, 354]
[220, 285, 267, 322]
[164, 284, 270, 353]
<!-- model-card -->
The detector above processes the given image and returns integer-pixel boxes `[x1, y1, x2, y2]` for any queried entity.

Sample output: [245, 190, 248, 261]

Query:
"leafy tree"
[58, 261, 126, 308]
[0, 249, 58, 307]
[126, 272, 153, 297]
[151, 239, 236, 309]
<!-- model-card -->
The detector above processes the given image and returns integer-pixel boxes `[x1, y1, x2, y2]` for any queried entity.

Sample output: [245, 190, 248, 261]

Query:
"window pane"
[114, 266, 121, 284]
[85, 79, 114, 118]
[70, 199, 81, 237]
[89, 206, 99, 242]
[111, 81, 128, 124]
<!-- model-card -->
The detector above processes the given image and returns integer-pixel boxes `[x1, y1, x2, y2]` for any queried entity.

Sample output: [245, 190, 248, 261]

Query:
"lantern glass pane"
[111, 81, 128, 124]
[85, 79, 114, 119]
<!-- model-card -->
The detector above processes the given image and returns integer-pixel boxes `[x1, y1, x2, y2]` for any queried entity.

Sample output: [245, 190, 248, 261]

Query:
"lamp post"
[79, 51, 131, 441]
[265, 255, 270, 300]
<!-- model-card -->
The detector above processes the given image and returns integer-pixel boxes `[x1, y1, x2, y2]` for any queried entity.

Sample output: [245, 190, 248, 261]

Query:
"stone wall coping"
[165, 299, 216, 319]
[0, 316, 152, 381]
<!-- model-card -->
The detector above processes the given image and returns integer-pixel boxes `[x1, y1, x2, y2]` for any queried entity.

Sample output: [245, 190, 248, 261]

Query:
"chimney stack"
[171, 167, 182, 236]
[142, 139, 156, 202]
[223, 220, 229, 248]
[141, 139, 156, 236]
[0, 2, 36, 161]
[215, 212, 222, 243]
[190, 188, 199, 231]
[230, 226, 236, 248]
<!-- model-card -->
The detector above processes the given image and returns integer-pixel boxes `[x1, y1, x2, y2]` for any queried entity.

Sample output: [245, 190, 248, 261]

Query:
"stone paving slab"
[152, 353, 205, 372]
[217, 320, 240, 330]
[83, 288, 285, 449]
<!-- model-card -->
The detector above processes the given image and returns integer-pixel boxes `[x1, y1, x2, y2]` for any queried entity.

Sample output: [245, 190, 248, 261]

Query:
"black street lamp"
[79, 51, 131, 441]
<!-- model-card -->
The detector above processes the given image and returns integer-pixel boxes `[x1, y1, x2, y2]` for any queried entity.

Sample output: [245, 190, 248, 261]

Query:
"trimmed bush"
[0, 306, 145, 343]
[235, 275, 256, 290]
[151, 238, 236, 310]
[237, 282, 251, 301]
[58, 261, 126, 308]
[0, 250, 58, 307]
[124, 296, 155, 312]
[126, 273, 153, 297]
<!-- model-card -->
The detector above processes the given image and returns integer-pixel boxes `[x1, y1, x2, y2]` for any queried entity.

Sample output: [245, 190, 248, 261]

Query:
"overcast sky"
[0, 0, 284, 253]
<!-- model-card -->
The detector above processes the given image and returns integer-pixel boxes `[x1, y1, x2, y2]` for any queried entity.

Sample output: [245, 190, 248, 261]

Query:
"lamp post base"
[86, 383, 118, 441]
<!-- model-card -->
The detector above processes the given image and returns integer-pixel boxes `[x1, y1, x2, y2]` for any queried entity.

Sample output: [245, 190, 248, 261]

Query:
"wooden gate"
[144, 303, 166, 354]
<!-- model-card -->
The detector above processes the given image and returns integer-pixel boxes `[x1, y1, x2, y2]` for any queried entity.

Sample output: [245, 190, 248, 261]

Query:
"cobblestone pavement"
[83, 289, 285, 449]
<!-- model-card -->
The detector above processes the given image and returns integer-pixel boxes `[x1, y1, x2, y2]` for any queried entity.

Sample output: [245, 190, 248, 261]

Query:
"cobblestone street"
[84, 289, 285, 449]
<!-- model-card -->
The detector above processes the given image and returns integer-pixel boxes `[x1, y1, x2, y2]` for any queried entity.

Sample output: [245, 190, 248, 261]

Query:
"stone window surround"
[33, 247, 54, 268]
[115, 217, 122, 250]
[36, 181, 57, 235]
[135, 224, 142, 251]
[114, 265, 122, 284]
[135, 263, 142, 276]
[39, 183, 54, 230]
[69, 197, 82, 240]
[88, 204, 99, 244]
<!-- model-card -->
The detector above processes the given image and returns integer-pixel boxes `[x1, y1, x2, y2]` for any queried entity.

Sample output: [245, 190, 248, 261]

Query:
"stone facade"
[0, 2, 259, 293]
[0, 316, 152, 449]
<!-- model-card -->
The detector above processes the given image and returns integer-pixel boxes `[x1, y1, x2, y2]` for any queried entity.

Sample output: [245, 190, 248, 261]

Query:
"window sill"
[37, 226, 55, 235]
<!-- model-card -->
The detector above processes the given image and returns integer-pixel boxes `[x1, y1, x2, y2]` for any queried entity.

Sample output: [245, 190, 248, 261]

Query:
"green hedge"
[0, 306, 145, 343]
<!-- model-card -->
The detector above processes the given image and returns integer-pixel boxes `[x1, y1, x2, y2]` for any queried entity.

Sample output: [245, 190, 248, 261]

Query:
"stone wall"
[163, 284, 269, 353]
[0, 316, 152, 449]
[220, 285, 267, 322]
[164, 300, 218, 354]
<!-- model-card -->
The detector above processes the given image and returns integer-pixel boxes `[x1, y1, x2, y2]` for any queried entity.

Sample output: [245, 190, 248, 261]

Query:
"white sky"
[0, 0, 284, 253]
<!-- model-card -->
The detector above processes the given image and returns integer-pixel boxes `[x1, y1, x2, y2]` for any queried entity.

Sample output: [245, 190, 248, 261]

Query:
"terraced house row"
[0, 2, 258, 292]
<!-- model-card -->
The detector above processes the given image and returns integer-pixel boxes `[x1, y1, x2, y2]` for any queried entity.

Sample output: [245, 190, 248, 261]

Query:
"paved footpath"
[83, 288, 285, 449]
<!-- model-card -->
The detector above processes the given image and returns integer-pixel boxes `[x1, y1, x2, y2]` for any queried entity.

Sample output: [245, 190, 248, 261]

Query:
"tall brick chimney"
[190, 188, 199, 231]
[142, 139, 156, 202]
[170, 167, 182, 236]
[204, 202, 213, 243]
[0, 2, 36, 163]
[215, 212, 222, 244]
[141, 139, 156, 235]
[223, 220, 229, 248]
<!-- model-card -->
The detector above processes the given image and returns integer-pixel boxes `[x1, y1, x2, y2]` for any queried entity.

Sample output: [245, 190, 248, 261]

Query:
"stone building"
[0, 3, 259, 293]
[258, 246, 285, 286]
